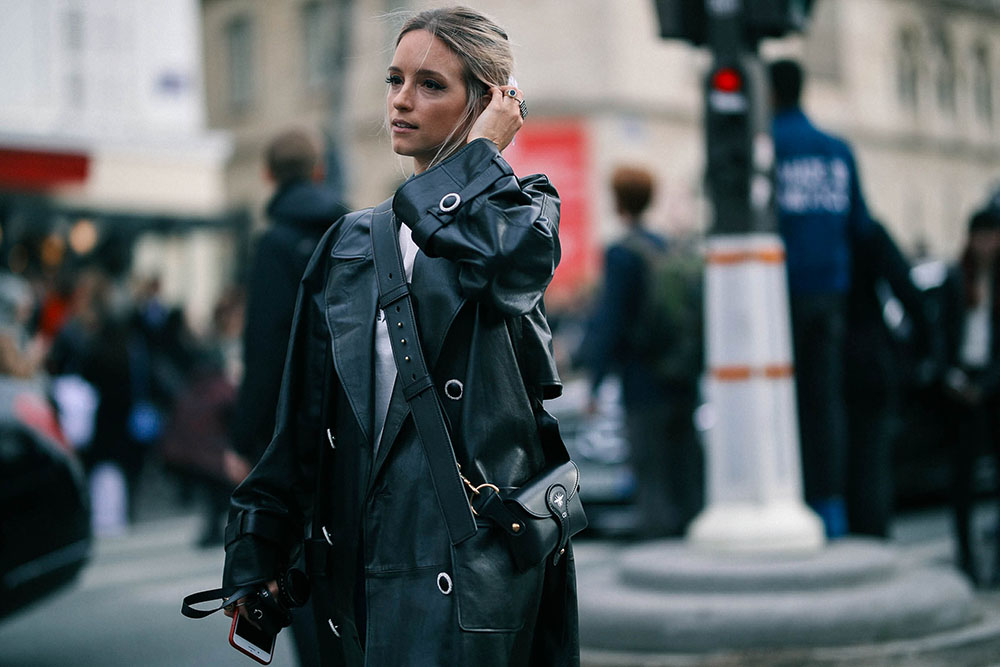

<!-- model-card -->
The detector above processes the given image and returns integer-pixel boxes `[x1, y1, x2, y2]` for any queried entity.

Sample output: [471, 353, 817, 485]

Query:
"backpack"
[620, 232, 704, 385]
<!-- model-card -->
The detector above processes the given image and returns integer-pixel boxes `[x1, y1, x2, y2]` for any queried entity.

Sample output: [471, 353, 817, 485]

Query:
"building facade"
[200, 0, 1000, 306]
[0, 0, 234, 332]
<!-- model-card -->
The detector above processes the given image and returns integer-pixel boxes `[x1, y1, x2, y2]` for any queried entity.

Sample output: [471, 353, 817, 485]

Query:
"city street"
[2, 499, 1000, 666]
[0, 514, 296, 666]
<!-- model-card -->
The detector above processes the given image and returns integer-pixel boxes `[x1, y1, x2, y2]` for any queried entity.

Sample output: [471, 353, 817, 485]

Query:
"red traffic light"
[712, 67, 743, 93]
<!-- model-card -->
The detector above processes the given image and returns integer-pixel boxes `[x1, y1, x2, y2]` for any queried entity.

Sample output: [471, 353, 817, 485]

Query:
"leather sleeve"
[515, 302, 563, 400]
[392, 138, 561, 317]
[222, 227, 337, 589]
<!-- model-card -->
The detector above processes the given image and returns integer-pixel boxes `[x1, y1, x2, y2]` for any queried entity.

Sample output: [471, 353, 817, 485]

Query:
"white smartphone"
[229, 611, 276, 665]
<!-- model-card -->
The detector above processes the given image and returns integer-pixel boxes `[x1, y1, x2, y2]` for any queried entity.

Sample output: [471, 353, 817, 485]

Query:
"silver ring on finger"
[506, 88, 518, 98]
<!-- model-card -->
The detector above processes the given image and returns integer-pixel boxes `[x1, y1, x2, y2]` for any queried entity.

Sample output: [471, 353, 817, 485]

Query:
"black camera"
[244, 568, 310, 636]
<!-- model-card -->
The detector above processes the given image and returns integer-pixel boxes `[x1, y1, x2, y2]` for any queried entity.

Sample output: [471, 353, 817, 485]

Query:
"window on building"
[973, 42, 993, 124]
[226, 15, 254, 112]
[302, 1, 332, 89]
[932, 30, 956, 115]
[896, 28, 919, 110]
[64, 8, 84, 52]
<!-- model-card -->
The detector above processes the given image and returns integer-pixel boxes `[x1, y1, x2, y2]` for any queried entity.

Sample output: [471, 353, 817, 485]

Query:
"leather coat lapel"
[325, 254, 378, 446]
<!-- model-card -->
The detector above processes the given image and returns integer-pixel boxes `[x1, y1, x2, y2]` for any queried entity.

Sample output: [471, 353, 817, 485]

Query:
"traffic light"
[704, 63, 753, 233]
[653, 0, 814, 46]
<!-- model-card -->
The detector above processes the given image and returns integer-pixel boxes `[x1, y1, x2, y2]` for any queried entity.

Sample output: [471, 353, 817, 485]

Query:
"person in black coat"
[940, 206, 1000, 585]
[228, 129, 350, 477]
[843, 220, 927, 538]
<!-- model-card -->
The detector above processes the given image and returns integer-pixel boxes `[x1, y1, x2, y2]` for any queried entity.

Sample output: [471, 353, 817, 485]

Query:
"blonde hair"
[393, 6, 514, 168]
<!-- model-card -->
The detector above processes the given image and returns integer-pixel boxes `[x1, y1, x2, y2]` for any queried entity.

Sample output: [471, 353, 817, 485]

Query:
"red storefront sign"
[503, 119, 596, 306]
[0, 148, 89, 191]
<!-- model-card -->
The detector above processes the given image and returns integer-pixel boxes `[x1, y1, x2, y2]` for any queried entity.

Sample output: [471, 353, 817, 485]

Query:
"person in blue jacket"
[574, 166, 704, 538]
[769, 59, 873, 538]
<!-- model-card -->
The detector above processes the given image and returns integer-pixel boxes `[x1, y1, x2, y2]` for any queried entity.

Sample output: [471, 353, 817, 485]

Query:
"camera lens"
[278, 568, 310, 608]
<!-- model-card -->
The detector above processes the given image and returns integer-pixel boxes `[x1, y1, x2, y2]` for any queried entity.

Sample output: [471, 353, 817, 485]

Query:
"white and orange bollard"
[687, 232, 825, 553]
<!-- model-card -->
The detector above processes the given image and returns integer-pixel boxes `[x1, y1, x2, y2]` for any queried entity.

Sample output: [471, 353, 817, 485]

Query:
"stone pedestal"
[578, 538, 975, 653]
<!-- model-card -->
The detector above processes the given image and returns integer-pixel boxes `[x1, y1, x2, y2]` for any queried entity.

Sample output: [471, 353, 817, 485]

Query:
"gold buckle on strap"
[458, 464, 499, 515]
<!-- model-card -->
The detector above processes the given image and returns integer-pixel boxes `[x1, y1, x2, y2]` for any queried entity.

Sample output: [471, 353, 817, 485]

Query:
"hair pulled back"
[394, 6, 514, 167]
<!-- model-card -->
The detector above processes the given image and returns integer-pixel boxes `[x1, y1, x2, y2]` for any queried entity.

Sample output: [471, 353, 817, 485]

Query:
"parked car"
[0, 376, 91, 620]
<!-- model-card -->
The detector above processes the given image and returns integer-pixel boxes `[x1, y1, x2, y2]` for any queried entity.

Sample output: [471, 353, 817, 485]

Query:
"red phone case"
[229, 611, 275, 665]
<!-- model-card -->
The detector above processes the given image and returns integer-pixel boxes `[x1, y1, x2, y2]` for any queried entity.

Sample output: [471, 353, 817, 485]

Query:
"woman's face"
[387, 29, 472, 174]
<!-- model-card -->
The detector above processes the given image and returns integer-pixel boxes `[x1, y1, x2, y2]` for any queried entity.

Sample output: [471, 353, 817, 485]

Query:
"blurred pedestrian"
[940, 206, 1000, 585]
[226, 128, 350, 482]
[161, 289, 243, 547]
[47, 267, 140, 533]
[0, 271, 44, 378]
[843, 220, 928, 538]
[220, 7, 578, 664]
[128, 276, 195, 439]
[225, 128, 349, 666]
[47, 268, 103, 452]
[770, 58, 874, 538]
[575, 165, 704, 538]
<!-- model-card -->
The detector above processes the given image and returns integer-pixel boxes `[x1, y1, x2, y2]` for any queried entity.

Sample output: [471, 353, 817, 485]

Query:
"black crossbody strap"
[370, 197, 477, 545]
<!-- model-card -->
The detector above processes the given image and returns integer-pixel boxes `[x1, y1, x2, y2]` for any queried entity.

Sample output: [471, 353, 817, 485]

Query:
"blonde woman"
[221, 7, 578, 665]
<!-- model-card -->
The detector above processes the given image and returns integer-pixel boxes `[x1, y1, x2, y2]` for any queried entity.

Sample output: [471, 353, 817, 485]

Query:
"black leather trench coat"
[223, 139, 580, 666]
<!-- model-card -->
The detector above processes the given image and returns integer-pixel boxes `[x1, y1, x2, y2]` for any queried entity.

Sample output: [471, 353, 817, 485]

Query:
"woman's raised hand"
[467, 85, 524, 152]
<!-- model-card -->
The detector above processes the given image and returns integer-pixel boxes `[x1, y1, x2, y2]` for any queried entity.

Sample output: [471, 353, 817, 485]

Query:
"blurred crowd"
[0, 264, 244, 545]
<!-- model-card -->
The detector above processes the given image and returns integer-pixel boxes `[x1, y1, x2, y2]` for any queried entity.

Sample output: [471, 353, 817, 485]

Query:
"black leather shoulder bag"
[370, 197, 587, 571]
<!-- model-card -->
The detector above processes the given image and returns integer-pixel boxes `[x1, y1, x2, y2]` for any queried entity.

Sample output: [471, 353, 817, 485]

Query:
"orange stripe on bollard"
[705, 250, 751, 265]
[763, 364, 794, 378]
[753, 248, 786, 264]
[711, 364, 794, 381]
[712, 366, 753, 381]
[706, 248, 785, 265]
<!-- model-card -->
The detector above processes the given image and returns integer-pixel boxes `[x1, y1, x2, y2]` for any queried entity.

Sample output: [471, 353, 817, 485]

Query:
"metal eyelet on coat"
[328, 619, 341, 637]
[326, 429, 336, 449]
[436, 572, 453, 595]
[439, 192, 461, 212]
[444, 379, 464, 401]
[322, 525, 333, 546]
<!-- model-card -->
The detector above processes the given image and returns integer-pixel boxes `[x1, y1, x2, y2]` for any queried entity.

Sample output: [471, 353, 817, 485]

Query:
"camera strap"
[180, 581, 263, 619]
[370, 196, 477, 546]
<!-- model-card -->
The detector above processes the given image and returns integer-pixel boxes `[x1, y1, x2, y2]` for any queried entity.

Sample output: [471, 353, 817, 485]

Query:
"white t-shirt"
[373, 223, 419, 454]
